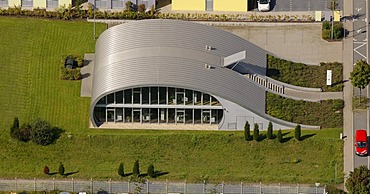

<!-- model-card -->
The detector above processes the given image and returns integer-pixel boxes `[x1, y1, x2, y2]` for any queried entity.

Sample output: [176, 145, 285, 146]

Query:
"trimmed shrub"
[295, 125, 301, 141]
[60, 55, 83, 80]
[118, 163, 124, 177]
[253, 124, 259, 141]
[18, 123, 31, 142]
[125, 1, 133, 12]
[244, 121, 251, 141]
[277, 129, 282, 142]
[133, 160, 140, 177]
[59, 162, 65, 176]
[267, 121, 273, 139]
[30, 118, 60, 146]
[147, 164, 155, 178]
[44, 166, 50, 175]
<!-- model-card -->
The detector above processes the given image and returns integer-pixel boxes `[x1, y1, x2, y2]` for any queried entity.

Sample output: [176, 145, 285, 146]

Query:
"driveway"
[270, 0, 343, 12]
[217, 23, 343, 65]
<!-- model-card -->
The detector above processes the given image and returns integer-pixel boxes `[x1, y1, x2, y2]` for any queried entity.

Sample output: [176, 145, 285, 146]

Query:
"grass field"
[0, 17, 343, 184]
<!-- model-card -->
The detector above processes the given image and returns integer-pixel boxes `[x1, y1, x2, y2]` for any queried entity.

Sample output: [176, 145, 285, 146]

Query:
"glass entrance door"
[107, 109, 115, 122]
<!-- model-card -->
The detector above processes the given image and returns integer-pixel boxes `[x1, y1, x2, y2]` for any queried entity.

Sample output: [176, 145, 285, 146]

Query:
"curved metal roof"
[90, 19, 301, 128]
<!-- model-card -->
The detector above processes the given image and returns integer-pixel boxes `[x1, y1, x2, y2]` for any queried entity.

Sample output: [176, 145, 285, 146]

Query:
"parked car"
[355, 129, 368, 156]
[257, 0, 270, 12]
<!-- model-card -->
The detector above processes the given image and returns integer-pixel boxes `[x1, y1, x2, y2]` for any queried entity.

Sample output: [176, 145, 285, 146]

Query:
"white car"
[258, 0, 270, 12]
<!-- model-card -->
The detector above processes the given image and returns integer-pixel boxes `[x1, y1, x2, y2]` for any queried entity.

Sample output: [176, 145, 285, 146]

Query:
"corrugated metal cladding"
[91, 19, 271, 127]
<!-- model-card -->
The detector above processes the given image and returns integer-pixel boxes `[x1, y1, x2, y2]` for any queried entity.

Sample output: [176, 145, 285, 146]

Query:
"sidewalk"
[342, 0, 354, 191]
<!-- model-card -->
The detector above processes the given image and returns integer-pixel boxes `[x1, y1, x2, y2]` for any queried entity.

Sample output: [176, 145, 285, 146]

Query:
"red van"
[355, 129, 368, 156]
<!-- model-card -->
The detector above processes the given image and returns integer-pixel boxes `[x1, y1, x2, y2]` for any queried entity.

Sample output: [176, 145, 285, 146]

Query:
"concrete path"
[342, 0, 354, 191]
[284, 88, 343, 101]
[80, 54, 94, 97]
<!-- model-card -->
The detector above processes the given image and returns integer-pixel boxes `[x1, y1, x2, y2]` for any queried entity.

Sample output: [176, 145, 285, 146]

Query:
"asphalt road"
[271, 0, 343, 12]
[353, 0, 367, 63]
[353, 111, 368, 168]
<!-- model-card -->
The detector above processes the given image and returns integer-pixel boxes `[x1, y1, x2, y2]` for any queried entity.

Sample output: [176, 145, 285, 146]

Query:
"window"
[21, 0, 33, 6]
[115, 91, 123, 104]
[116, 108, 123, 122]
[112, 0, 124, 8]
[97, 96, 106, 105]
[205, 0, 213, 11]
[203, 93, 210, 106]
[159, 108, 167, 123]
[185, 109, 193, 124]
[142, 87, 149, 104]
[142, 108, 150, 123]
[176, 88, 184, 105]
[194, 91, 202, 105]
[94, 107, 106, 123]
[46, 0, 58, 8]
[107, 93, 115, 104]
[194, 109, 201, 124]
[133, 88, 141, 104]
[185, 90, 193, 105]
[202, 110, 210, 124]
[176, 109, 184, 124]
[168, 87, 175, 105]
[124, 89, 132, 104]
[0, 0, 8, 7]
[95, 0, 107, 8]
[124, 108, 132, 123]
[150, 108, 158, 123]
[150, 87, 158, 104]
[168, 109, 175, 123]
[159, 87, 167, 104]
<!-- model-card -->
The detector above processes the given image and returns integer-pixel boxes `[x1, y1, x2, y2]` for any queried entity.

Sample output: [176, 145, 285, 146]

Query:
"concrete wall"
[172, 0, 205, 11]
[34, 0, 46, 8]
[214, 0, 247, 12]
[8, 0, 21, 7]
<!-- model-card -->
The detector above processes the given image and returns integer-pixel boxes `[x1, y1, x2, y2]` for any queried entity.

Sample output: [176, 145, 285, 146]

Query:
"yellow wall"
[33, 0, 46, 8]
[8, 0, 21, 7]
[172, 0, 205, 11]
[59, 0, 71, 7]
[214, 0, 247, 12]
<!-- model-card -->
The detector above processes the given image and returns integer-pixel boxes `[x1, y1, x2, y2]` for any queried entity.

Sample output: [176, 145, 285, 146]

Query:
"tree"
[58, 162, 65, 176]
[138, 3, 146, 13]
[30, 118, 54, 146]
[147, 164, 155, 178]
[277, 129, 283, 142]
[44, 166, 50, 175]
[244, 121, 251, 141]
[118, 163, 125, 177]
[267, 121, 273, 139]
[350, 60, 370, 104]
[10, 117, 19, 139]
[133, 160, 140, 177]
[295, 124, 301, 141]
[125, 1, 133, 12]
[253, 123, 259, 141]
[345, 165, 370, 193]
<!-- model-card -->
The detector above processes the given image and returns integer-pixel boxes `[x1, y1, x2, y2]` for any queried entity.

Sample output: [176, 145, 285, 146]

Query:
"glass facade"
[93, 86, 224, 126]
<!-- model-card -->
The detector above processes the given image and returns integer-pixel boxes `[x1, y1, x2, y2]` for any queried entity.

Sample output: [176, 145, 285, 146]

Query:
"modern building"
[0, 0, 71, 9]
[90, 19, 308, 130]
[88, 0, 155, 11]
[172, 0, 252, 12]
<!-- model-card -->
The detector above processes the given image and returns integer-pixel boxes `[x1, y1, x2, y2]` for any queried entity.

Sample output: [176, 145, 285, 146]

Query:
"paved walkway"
[80, 54, 95, 97]
[342, 0, 354, 191]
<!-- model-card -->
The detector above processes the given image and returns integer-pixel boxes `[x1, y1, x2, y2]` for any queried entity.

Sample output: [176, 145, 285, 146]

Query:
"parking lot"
[269, 0, 343, 11]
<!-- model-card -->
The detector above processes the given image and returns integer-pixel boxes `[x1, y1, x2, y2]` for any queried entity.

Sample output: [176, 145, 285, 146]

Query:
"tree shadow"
[123, 172, 133, 177]
[51, 127, 65, 144]
[154, 171, 169, 178]
[281, 132, 292, 143]
[63, 171, 79, 177]
[139, 173, 148, 178]
[331, 80, 348, 87]
[266, 68, 280, 77]
[300, 134, 316, 141]
[48, 172, 58, 175]
[257, 134, 267, 141]
[81, 73, 90, 79]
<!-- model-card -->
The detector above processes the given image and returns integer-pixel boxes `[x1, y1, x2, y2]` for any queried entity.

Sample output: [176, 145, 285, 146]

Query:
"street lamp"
[315, 183, 320, 194]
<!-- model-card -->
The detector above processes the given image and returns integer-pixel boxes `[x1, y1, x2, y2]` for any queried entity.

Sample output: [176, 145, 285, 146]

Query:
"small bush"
[30, 118, 61, 146]
[253, 124, 259, 141]
[59, 162, 65, 176]
[267, 121, 273, 139]
[147, 164, 155, 178]
[295, 125, 301, 141]
[244, 121, 251, 141]
[44, 166, 50, 175]
[133, 160, 140, 177]
[138, 4, 146, 13]
[277, 129, 282, 142]
[118, 163, 124, 177]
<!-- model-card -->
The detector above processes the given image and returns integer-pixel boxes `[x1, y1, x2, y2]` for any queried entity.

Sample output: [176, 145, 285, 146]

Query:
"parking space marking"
[308, 1, 311, 11]
[289, 0, 292, 11]
[354, 42, 367, 59]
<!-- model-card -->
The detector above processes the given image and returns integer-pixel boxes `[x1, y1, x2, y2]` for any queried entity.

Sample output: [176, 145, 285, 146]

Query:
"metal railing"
[0, 178, 327, 194]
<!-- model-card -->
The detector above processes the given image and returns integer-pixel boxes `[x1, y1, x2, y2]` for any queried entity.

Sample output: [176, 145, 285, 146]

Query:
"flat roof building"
[90, 19, 306, 130]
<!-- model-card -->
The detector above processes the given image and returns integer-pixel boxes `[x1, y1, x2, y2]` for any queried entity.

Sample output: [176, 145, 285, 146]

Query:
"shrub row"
[244, 121, 302, 142]
[267, 55, 343, 92]
[266, 92, 343, 128]
[118, 160, 156, 179]
[0, 5, 315, 22]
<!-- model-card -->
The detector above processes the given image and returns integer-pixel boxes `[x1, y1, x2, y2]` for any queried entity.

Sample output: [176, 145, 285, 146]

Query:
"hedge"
[60, 55, 82, 80]
[266, 92, 343, 128]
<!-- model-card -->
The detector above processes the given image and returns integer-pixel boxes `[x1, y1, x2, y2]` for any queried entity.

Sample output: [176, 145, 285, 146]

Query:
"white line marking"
[354, 42, 367, 59]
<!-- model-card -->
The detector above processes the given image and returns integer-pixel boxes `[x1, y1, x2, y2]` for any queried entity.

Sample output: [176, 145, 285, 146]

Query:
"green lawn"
[0, 17, 343, 184]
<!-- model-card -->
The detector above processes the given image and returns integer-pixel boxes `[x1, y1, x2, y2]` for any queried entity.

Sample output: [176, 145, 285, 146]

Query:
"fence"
[0, 178, 326, 194]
